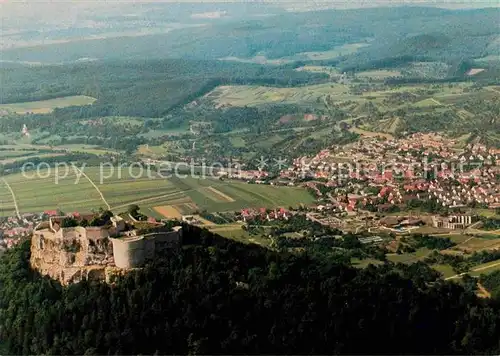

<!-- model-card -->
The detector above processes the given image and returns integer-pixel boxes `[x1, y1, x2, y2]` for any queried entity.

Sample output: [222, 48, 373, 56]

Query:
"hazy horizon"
[1, 0, 498, 51]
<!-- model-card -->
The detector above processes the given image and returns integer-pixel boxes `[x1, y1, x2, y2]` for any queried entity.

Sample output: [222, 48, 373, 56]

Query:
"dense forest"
[481, 271, 500, 299]
[0, 60, 327, 117]
[1, 225, 500, 355]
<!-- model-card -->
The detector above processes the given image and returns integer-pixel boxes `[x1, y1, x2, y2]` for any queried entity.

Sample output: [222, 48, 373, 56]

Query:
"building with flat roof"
[432, 215, 474, 230]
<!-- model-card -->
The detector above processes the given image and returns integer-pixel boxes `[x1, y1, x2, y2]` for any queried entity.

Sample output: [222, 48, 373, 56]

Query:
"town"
[1, 133, 499, 252]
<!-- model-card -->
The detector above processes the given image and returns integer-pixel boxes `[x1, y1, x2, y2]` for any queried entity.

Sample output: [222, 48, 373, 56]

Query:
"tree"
[60, 218, 78, 228]
[128, 204, 140, 216]
[2, 224, 500, 355]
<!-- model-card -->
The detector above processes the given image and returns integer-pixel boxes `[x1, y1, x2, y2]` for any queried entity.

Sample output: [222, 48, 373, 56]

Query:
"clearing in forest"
[0, 96, 96, 114]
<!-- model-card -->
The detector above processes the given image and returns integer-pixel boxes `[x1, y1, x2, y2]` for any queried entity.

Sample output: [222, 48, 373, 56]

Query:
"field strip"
[445, 260, 500, 280]
[207, 186, 235, 202]
[110, 190, 190, 211]
[1, 178, 20, 219]
[73, 166, 111, 210]
[226, 184, 275, 206]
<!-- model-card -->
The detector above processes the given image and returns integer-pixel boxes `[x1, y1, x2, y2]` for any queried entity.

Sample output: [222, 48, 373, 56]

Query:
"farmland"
[0, 167, 315, 216]
[0, 96, 96, 114]
[207, 83, 352, 107]
[206, 81, 498, 116]
[148, 77, 500, 164]
[0, 179, 16, 217]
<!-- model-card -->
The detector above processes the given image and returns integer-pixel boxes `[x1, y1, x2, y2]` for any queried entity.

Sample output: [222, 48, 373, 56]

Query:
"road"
[1, 178, 21, 219]
[445, 260, 500, 280]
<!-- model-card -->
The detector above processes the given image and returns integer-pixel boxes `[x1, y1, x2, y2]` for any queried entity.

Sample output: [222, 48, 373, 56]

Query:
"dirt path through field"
[446, 261, 500, 280]
[430, 98, 443, 106]
[73, 166, 111, 210]
[206, 186, 235, 202]
[1, 178, 20, 219]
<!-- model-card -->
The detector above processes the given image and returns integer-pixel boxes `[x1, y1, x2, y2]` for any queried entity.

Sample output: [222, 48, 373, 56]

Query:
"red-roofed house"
[404, 170, 415, 179]
[379, 187, 393, 197]
[404, 184, 418, 192]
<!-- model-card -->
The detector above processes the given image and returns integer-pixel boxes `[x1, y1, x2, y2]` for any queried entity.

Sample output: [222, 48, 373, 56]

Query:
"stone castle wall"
[30, 225, 182, 284]
[30, 227, 114, 285]
[110, 227, 182, 269]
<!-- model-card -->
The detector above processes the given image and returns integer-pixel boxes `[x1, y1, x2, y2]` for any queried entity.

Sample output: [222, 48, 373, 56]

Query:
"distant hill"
[1, 6, 498, 72]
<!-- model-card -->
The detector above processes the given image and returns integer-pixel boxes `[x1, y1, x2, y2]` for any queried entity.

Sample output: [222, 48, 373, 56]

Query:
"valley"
[0, 4, 500, 355]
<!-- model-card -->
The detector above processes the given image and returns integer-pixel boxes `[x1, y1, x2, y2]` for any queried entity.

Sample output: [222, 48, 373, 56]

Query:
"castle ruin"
[30, 215, 182, 285]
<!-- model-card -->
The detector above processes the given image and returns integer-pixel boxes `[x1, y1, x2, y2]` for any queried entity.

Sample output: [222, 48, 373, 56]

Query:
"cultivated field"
[0, 96, 96, 114]
[0, 180, 16, 217]
[199, 186, 236, 202]
[207, 83, 352, 107]
[153, 205, 183, 219]
[206, 82, 497, 114]
[0, 167, 315, 215]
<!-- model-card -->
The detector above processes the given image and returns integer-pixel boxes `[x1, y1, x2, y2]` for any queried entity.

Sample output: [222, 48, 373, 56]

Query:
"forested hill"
[1, 225, 500, 355]
[1, 6, 498, 68]
[0, 59, 326, 117]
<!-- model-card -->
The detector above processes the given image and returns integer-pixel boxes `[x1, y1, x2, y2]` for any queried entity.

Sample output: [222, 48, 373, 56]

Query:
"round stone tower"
[109, 236, 147, 269]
